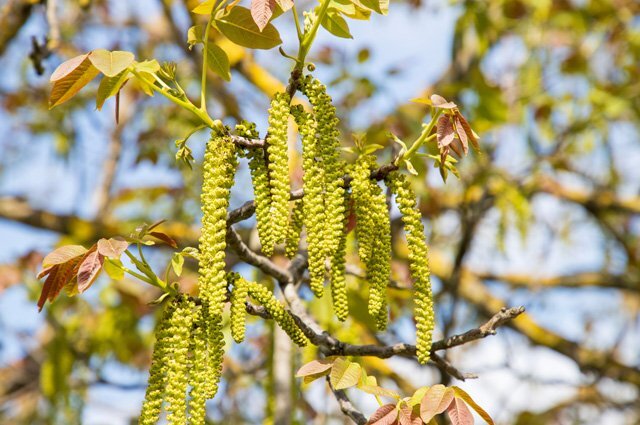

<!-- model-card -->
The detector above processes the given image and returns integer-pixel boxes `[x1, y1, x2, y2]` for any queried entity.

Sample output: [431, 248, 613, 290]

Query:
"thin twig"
[326, 376, 367, 425]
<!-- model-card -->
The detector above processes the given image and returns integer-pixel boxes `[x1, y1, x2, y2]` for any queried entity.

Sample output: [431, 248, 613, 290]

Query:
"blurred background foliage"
[0, 0, 639, 424]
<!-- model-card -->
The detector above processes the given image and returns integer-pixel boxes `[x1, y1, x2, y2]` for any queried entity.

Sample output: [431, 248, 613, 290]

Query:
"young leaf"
[420, 385, 455, 423]
[104, 258, 125, 280]
[192, 0, 217, 15]
[171, 253, 184, 277]
[398, 403, 421, 425]
[133, 59, 161, 74]
[296, 357, 336, 377]
[187, 25, 205, 48]
[360, 0, 382, 14]
[77, 249, 104, 292]
[49, 54, 100, 108]
[329, 358, 362, 390]
[216, 6, 282, 50]
[97, 238, 129, 258]
[149, 231, 178, 248]
[42, 245, 88, 269]
[96, 70, 130, 110]
[452, 387, 494, 424]
[275, 0, 293, 12]
[366, 404, 398, 425]
[331, 0, 371, 20]
[250, 0, 276, 31]
[321, 10, 353, 39]
[206, 44, 232, 81]
[88, 49, 135, 77]
[430, 94, 457, 109]
[358, 383, 401, 400]
[447, 397, 474, 425]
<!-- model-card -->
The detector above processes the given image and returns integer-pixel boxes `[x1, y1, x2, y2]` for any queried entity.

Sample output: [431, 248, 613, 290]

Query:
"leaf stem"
[200, 8, 217, 114]
[401, 109, 442, 161]
[296, 0, 332, 69]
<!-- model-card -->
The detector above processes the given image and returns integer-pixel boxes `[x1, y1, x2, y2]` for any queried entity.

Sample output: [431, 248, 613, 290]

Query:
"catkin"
[188, 304, 207, 425]
[229, 274, 249, 343]
[292, 106, 326, 297]
[388, 172, 435, 364]
[266, 92, 292, 247]
[301, 76, 346, 261]
[351, 155, 376, 265]
[244, 279, 308, 347]
[139, 302, 175, 425]
[164, 296, 193, 424]
[285, 199, 304, 259]
[367, 177, 391, 329]
[330, 191, 349, 321]
[203, 303, 225, 399]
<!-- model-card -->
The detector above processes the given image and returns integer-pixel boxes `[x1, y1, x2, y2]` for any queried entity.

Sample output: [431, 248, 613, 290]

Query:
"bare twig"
[326, 376, 367, 425]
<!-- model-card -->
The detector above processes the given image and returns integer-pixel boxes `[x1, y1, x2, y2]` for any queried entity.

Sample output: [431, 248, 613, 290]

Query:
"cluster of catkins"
[140, 74, 436, 423]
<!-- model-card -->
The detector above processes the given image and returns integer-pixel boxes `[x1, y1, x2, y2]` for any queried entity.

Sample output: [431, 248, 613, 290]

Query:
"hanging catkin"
[198, 130, 237, 398]
[265, 92, 292, 247]
[285, 199, 304, 259]
[387, 172, 435, 364]
[300, 76, 346, 262]
[164, 296, 193, 424]
[229, 273, 249, 343]
[351, 155, 376, 265]
[329, 190, 349, 321]
[367, 177, 391, 330]
[245, 279, 308, 347]
[291, 106, 326, 297]
[188, 304, 208, 425]
[139, 301, 175, 425]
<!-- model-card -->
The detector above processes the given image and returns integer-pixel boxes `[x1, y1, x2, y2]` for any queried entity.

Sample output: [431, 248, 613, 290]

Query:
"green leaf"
[215, 6, 282, 50]
[331, 0, 371, 20]
[321, 10, 353, 39]
[49, 54, 100, 108]
[359, 0, 382, 14]
[187, 25, 205, 48]
[96, 70, 130, 110]
[104, 258, 125, 280]
[404, 159, 418, 175]
[206, 44, 232, 81]
[329, 358, 362, 390]
[452, 387, 494, 424]
[88, 49, 135, 77]
[192, 0, 216, 15]
[133, 59, 160, 74]
[409, 387, 429, 407]
[171, 253, 184, 277]
[420, 385, 455, 423]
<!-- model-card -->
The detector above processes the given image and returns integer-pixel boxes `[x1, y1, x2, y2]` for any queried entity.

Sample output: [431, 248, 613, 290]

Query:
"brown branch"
[430, 352, 477, 381]
[326, 377, 367, 425]
[0, 0, 33, 56]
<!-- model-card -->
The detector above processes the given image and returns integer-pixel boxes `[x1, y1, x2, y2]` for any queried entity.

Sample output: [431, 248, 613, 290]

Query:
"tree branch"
[326, 376, 367, 425]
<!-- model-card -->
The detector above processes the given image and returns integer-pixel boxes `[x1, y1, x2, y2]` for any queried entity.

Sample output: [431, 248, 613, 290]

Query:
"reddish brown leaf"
[97, 238, 129, 258]
[149, 231, 178, 248]
[0, 265, 21, 294]
[77, 249, 104, 293]
[447, 397, 474, 425]
[146, 219, 167, 232]
[453, 116, 469, 154]
[398, 404, 421, 425]
[250, 0, 277, 31]
[42, 245, 88, 268]
[37, 256, 84, 311]
[49, 55, 100, 108]
[452, 387, 494, 425]
[436, 116, 456, 148]
[367, 404, 398, 425]
[421, 385, 455, 423]
[50, 53, 90, 82]
[454, 112, 480, 151]
[430, 94, 457, 109]
[296, 357, 336, 377]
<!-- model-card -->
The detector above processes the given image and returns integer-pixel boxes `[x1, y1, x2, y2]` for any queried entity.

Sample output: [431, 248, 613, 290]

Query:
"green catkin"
[351, 155, 376, 265]
[388, 172, 435, 364]
[266, 92, 292, 247]
[165, 297, 193, 424]
[291, 106, 326, 297]
[330, 190, 349, 321]
[198, 131, 237, 401]
[139, 302, 176, 425]
[285, 199, 304, 259]
[367, 178, 391, 329]
[244, 279, 308, 347]
[188, 304, 207, 425]
[229, 274, 249, 343]
[239, 122, 275, 256]
[301, 76, 346, 261]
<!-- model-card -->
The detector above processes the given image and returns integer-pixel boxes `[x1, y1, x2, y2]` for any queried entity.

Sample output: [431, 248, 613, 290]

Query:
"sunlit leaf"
[296, 357, 336, 377]
[321, 10, 353, 39]
[171, 253, 184, 277]
[77, 249, 104, 292]
[366, 404, 398, 425]
[250, 0, 277, 31]
[42, 245, 88, 269]
[104, 258, 125, 280]
[97, 238, 129, 258]
[88, 49, 135, 77]
[206, 43, 231, 81]
[149, 231, 178, 248]
[420, 385, 455, 423]
[360, 0, 382, 14]
[216, 6, 282, 50]
[192, 0, 216, 15]
[96, 69, 130, 110]
[49, 54, 100, 108]
[187, 25, 205, 48]
[329, 358, 362, 390]
[447, 397, 474, 425]
[431, 94, 457, 109]
[452, 387, 494, 424]
[398, 403, 421, 425]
